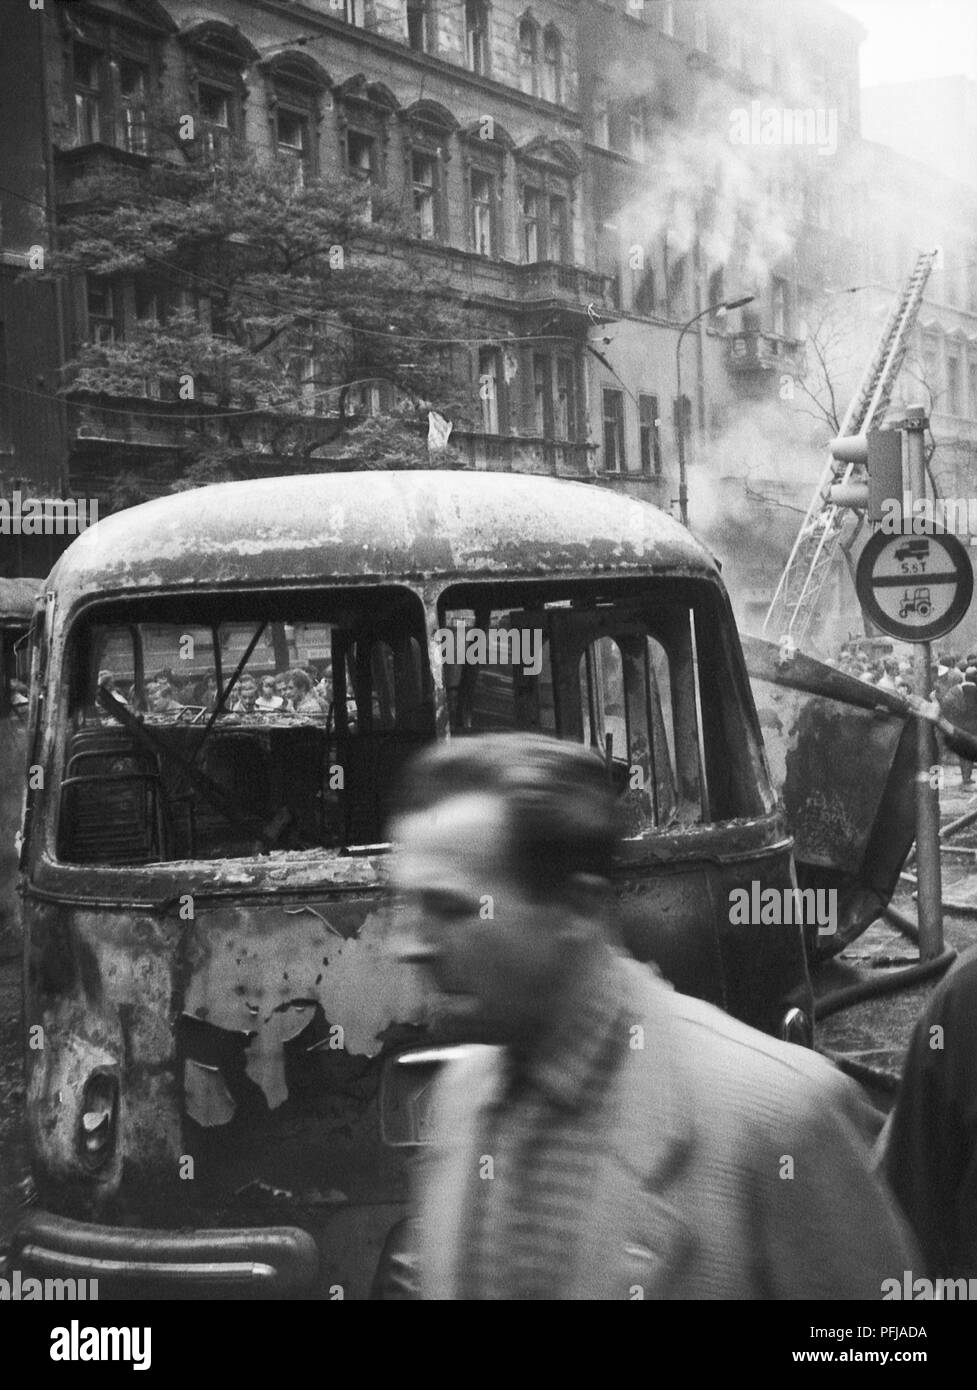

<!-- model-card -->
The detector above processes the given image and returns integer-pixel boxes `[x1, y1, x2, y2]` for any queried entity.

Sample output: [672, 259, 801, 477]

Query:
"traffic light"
[827, 429, 903, 523]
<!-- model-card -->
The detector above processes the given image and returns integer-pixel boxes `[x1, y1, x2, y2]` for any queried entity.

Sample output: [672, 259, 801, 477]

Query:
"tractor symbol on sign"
[899, 586, 933, 619]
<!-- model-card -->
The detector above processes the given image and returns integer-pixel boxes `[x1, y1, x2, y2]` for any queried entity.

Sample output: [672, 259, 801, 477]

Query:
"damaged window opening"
[438, 580, 766, 835]
[58, 588, 433, 864]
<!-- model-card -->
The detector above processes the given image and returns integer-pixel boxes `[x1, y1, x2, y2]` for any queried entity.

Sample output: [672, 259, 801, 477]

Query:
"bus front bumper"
[12, 1211, 318, 1295]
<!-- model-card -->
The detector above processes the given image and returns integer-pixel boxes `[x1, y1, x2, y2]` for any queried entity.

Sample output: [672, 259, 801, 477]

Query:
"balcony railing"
[68, 394, 338, 454]
[514, 261, 616, 311]
[453, 430, 594, 474]
[725, 330, 806, 376]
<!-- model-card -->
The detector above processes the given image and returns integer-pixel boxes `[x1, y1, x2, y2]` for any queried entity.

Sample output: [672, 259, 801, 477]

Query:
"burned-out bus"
[11, 470, 915, 1298]
[1, 577, 42, 958]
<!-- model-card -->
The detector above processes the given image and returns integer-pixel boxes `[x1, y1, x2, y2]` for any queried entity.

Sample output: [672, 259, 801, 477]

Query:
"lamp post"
[675, 293, 754, 527]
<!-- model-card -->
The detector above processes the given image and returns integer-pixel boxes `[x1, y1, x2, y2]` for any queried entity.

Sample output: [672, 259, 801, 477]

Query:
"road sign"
[856, 530, 973, 642]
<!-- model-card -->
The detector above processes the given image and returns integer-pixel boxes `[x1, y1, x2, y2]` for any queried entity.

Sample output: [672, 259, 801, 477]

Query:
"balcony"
[68, 394, 338, 456]
[725, 330, 806, 377]
[513, 261, 616, 315]
[453, 431, 594, 476]
[54, 142, 152, 205]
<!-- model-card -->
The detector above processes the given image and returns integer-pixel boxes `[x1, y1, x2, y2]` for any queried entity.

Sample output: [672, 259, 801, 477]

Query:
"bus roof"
[47, 470, 720, 606]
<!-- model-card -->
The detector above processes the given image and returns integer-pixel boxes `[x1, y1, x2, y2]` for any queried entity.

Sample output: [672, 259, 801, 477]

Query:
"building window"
[276, 108, 310, 188]
[470, 170, 495, 256]
[406, 0, 430, 53]
[412, 152, 439, 238]
[199, 84, 233, 161]
[518, 19, 538, 95]
[73, 43, 102, 145]
[603, 389, 626, 471]
[522, 186, 540, 262]
[771, 277, 789, 336]
[629, 108, 646, 161]
[347, 129, 376, 181]
[117, 57, 148, 154]
[87, 278, 116, 344]
[340, 0, 365, 25]
[465, 1, 489, 76]
[541, 29, 561, 103]
[286, 349, 319, 415]
[634, 254, 656, 315]
[593, 92, 609, 147]
[947, 356, 962, 415]
[639, 394, 662, 475]
[666, 253, 687, 317]
[548, 194, 568, 263]
[478, 347, 502, 433]
[707, 266, 725, 317]
[554, 357, 576, 439]
[533, 355, 549, 435]
[660, 1, 675, 38]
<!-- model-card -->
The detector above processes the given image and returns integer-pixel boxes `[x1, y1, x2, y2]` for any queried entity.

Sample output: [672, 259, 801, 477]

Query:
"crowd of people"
[829, 642, 977, 785]
[97, 665, 332, 717]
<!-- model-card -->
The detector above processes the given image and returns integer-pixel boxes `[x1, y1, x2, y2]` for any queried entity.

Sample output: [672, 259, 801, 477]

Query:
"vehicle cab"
[14, 470, 813, 1298]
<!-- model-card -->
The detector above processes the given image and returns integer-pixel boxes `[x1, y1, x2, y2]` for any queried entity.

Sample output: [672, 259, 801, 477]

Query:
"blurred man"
[388, 733, 916, 1300]
[879, 948, 977, 1280]
[939, 667, 977, 785]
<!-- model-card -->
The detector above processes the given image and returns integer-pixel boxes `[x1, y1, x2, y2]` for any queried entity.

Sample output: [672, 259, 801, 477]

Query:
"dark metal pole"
[905, 404, 943, 960]
[675, 295, 754, 529]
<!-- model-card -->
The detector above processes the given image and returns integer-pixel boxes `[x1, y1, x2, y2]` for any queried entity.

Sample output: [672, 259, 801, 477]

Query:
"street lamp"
[675, 293, 754, 527]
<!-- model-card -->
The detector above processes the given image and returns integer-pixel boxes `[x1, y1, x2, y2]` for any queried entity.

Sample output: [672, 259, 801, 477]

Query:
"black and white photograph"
[1, 0, 976, 1349]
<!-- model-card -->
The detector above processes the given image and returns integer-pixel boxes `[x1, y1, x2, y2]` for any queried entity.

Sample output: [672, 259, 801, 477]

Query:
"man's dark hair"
[390, 733, 621, 900]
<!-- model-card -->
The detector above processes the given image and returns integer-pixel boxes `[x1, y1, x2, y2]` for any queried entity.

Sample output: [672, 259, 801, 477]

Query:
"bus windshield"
[58, 587, 433, 864]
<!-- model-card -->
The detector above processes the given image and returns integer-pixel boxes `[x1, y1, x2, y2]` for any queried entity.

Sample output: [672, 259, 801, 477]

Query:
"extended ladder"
[762, 249, 938, 650]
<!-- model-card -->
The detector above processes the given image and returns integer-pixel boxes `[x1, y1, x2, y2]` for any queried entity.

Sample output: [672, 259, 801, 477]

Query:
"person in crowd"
[97, 669, 129, 708]
[231, 673, 259, 713]
[385, 732, 917, 1300]
[878, 947, 977, 1280]
[939, 667, 977, 785]
[285, 669, 323, 715]
[198, 674, 220, 711]
[255, 674, 285, 711]
[8, 678, 29, 717]
[875, 658, 900, 693]
[146, 680, 184, 714]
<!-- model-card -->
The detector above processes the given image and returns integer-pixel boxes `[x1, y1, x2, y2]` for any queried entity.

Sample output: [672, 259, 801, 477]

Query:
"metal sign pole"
[905, 406, 944, 960]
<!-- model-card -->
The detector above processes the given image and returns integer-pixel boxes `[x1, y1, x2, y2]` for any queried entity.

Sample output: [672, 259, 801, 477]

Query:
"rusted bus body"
[15, 471, 809, 1298]
[0, 578, 41, 957]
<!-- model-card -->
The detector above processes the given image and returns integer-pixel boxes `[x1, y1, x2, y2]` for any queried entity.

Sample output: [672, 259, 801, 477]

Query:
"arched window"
[261, 53, 331, 190]
[541, 28, 561, 103]
[180, 22, 258, 166]
[518, 18, 538, 95]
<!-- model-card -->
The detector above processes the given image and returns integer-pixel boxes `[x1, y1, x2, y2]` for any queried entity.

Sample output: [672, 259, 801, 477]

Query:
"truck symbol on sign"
[894, 539, 929, 563]
[899, 586, 932, 619]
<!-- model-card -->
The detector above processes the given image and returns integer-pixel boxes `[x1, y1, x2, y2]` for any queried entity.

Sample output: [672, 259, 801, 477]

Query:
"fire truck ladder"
[762, 249, 938, 649]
